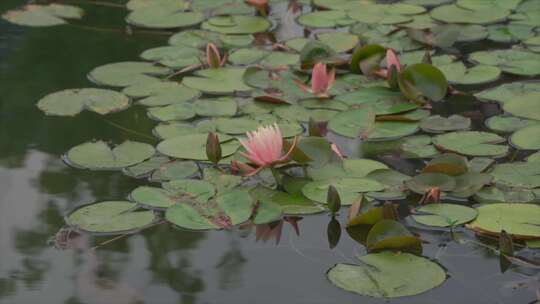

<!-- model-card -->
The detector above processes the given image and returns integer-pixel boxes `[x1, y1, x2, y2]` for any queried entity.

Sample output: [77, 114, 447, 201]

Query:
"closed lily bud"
[206, 43, 225, 69]
[206, 132, 222, 165]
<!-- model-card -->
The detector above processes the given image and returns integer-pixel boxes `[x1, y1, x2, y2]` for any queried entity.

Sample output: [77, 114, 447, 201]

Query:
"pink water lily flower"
[297, 62, 335, 98]
[374, 49, 402, 79]
[234, 123, 297, 176]
[206, 43, 226, 69]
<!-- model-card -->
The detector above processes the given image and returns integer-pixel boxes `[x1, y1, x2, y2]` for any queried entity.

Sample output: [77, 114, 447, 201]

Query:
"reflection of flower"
[297, 62, 335, 98]
[240, 217, 302, 244]
[374, 49, 402, 79]
[206, 43, 226, 69]
[233, 124, 297, 176]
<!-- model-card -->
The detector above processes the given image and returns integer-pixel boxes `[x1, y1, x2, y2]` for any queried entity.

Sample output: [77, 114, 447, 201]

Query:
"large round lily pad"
[66, 141, 155, 170]
[165, 190, 253, 230]
[420, 115, 471, 133]
[475, 81, 540, 104]
[157, 133, 239, 160]
[433, 131, 508, 157]
[413, 203, 478, 227]
[468, 203, 540, 239]
[438, 62, 501, 85]
[469, 50, 540, 76]
[66, 201, 156, 234]
[430, 4, 509, 24]
[510, 125, 540, 150]
[327, 252, 446, 298]
[2, 4, 83, 27]
[201, 15, 271, 34]
[37, 88, 130, 116]
[183, 68, 252, 94]
[88, 62, 170, 87]
[489, 162, 540, 189]
[302, 178, 384, 205]
[502, 92, 540, 121]
[127, 7, 204, 29]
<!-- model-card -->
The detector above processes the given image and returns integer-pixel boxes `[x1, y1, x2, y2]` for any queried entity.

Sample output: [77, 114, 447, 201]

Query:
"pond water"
[1, 0, 540, 303]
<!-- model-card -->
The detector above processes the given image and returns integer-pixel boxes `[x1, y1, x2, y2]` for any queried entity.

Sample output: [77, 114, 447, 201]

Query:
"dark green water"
[0, 1, 538, 303]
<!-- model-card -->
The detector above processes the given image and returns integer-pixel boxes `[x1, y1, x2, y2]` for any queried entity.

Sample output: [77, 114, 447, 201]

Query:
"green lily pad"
[327, 252, 446, 298]
[490, 162, 540, 189]
[140, 46, 201, 68]
[420, 115, 471, 133]
[165, 190, 253, 230]
[503, 92, 540, 120]
[438, 62, 501, 85]
[37, 88, 130, 116]
[88, 62, 170, 87]
[412, 203, 478, 227]
[510, 125, 540, 150]
[183, 68, 252, 94]
[528, 152, 540, 163]
[126, 0, 189, 11]
[422, 153, 468, 176]
[476, 81, 540, 104]
[147, 103, 195, 121]
[2, 4, 83, 27]
[347, 3, 425, 25]
[137, 86, 201, 107]
[302, 178, 384, 205]
[398, 63, 448, 102]
[317, 32, 359, 53]
[131, 180, 216, 209]
[433, 131, 508, 157]
[406, 172, 456, 194]
[123, 81, 198, 98]
[157, 133, 239, 160]
[450, 172, 493, 198]
[202, 15, 271, 34]
[66, 201, 156, 234]
[328, 108, 375, 138]
[469, 50, 540, 76]
[366, 219, 422, 253]
[123, 156, 170, 178]
[400, 135, 439, 159]
[457, 0, 522, 11]
[151, 160, 199, 181]
[66, 141, 155, 170]
[153, 122, 215, 139]
[297, 10, 352, 28]
[468, 203, 540, 239]
[430, 4, 509, 24]
[485, 116, 538, 133]
[368, 121, 420, 141]
[250, 185, 325, 215]
[127, 7, 204, 29]
[474, 186, 536, 204]
[194, 97, 238, 117]
[487, 24, 535, 43]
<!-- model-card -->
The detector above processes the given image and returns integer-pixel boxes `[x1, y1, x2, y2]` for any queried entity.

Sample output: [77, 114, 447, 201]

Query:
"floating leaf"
[469, 50, 540, 76]
[165, 190, 253, 230]
[475, 81, 540, 104]
[510, 125, 540, 150]
[398, 63, 448, 102]
[328, 108, 375, 138]
[490, 162, 540, 189]
[317, 32, 359, 53]
[127, 6, 204, 29]
[131, 179, 216, 209]
[433, 131, 508, 157]
[485, 116, 538, 133]
[422, 153, 468, 176]
[420, 115, 471, 133]
[37, 88, 130, 116]
[327, 252, 446, 298]
[406, 172, 456, 194]
[202, 15, 271, 34]
[430, 4, 509, 24]
[140, 46, 201, 68]
[183, 68, 252, 94]
[157, 133, 239, 160]
[88, 62, 170, 87]
[503, 92, 540, 121]
[66, 201, 156, 234]
[66, 141, 155, 170]
[438, 62, 501, 85]
[413, 203, 478, 227]
[468, 204, 540, 239]
[2, 4, 83, 27]
[366, 219, 422, 253]
[302, 178, 384, 205]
